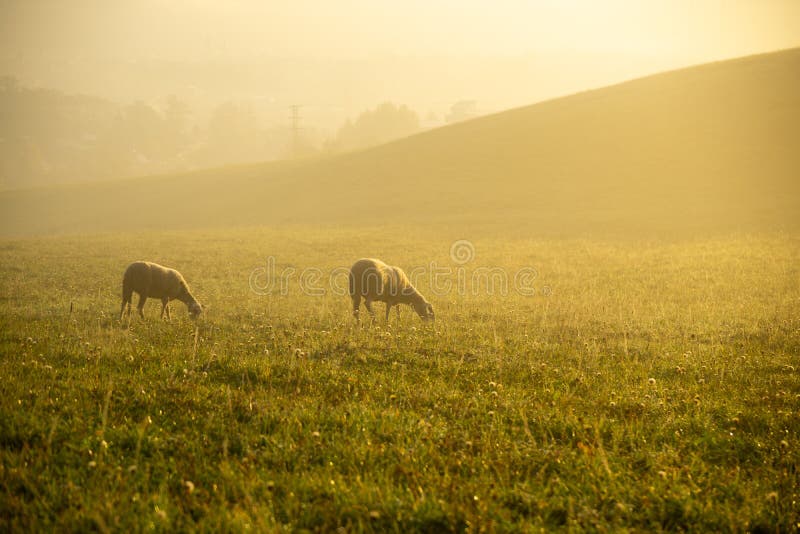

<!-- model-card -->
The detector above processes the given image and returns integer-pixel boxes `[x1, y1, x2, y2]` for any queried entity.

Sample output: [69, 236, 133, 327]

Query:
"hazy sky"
[2, 0, 798, 62]
[2, 0, 799, 129]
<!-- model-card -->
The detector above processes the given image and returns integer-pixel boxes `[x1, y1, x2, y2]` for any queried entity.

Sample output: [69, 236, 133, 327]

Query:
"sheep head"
[412, 299, 435, 322]
[188, 301, 203, 319]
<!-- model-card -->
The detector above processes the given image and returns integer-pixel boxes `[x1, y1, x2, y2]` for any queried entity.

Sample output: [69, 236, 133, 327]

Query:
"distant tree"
[208, 102, 258, 144]
[0, 75, 20, 94]
[0, 78, 121, 185]
[162, 95, 191, 153]
[445, 100, 478, 123]
[122, 101, 168, 160]
[195, 101, 264, 166]
[331, 102, 420, 152]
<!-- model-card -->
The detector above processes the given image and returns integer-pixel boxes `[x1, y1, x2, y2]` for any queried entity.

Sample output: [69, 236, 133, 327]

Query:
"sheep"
[349, 258, 434, 323]
[120, 261, 202, 321]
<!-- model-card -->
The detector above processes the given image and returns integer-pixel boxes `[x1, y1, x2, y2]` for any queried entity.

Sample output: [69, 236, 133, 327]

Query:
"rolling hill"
[1, 48, 798, 237]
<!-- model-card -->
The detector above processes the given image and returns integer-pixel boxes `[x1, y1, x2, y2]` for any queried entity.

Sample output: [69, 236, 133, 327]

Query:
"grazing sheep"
[349, 258, 434, 322]
[120, 261, 202, 321]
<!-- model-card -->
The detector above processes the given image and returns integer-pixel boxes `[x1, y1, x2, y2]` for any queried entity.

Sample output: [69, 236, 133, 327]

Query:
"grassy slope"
[1, 49, 799, 237]
[0, 229, 798, 530]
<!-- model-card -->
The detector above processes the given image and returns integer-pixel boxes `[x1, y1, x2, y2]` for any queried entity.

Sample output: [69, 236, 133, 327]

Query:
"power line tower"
[289, 104, 302, 157]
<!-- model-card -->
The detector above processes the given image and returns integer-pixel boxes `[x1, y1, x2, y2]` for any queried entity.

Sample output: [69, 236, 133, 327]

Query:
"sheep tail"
[122, 268, 133, 300]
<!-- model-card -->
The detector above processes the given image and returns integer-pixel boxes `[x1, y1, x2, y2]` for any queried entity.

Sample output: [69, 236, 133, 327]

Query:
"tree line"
[1, 77, 467, 189]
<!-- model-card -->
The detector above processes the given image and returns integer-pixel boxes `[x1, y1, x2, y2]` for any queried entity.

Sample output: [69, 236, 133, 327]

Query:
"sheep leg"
[364, 299, 376, 322]
[352, 295, 361, 322]
[121, 287, 133, 320]
[385, 303, 392, 323]
[137, 294, 147, 319]
[160, 298, 170, 320]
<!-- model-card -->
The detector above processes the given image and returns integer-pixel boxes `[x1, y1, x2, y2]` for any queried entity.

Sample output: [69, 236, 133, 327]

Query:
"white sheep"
[120, 261, 202, 320]
[349, 258, 434, 322]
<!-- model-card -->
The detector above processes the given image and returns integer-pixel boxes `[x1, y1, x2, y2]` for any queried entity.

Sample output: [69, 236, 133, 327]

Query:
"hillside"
[1, 48, 799, 237]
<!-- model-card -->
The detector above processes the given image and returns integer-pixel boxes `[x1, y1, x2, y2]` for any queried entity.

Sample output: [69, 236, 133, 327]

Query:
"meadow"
[0, 227, 798, 531]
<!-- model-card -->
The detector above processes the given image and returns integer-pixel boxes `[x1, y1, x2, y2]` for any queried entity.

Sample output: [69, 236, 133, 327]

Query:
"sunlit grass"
[1, 229, 798, 530]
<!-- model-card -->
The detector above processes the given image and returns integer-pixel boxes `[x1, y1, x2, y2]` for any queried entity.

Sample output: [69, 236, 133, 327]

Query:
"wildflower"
[648, 378, 656, 386]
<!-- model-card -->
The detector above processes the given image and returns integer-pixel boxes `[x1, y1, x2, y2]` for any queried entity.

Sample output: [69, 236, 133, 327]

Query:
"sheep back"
[349, 258, 417, 303]
[123, 261, 192, 300]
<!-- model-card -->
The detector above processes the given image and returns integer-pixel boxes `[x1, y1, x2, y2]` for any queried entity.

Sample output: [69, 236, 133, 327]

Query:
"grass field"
[1, 228, 798, 531]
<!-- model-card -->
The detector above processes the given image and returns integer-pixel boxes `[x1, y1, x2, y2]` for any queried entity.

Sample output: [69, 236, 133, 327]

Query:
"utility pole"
[289, 104, 302, 157]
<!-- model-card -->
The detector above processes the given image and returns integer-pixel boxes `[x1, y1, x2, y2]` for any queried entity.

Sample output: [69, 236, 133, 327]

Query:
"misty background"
[2, 0, 799, 189]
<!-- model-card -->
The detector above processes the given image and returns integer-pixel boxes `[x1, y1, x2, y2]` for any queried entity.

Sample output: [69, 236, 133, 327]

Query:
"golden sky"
[1, 0, 798, 124]
[2, 0, 798, 61]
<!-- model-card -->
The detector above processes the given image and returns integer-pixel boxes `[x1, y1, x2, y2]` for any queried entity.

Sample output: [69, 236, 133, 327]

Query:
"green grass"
[1, 228, 798, 531]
